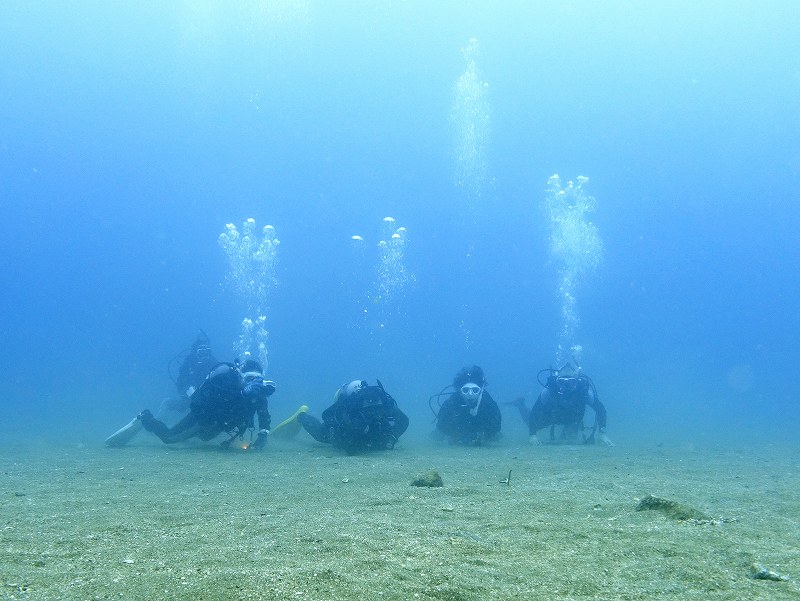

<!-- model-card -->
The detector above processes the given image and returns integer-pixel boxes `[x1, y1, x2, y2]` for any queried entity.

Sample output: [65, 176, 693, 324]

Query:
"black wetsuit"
[436, 391, 501, 444]
[528, 380, 606, 441]
[142, 364, 271, 444]
[299, 386, 409, 453]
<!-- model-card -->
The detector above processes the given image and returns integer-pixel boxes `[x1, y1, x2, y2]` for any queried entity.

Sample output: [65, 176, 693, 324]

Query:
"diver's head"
[235, 354, 264, 382]
[341, 380, 386, 421]
[357, 388, 386, 420]
[453, 365, 486, 390]
[554, 363, 579, 394]
[459, 381, 483, 407]
[342, 380, 368, 398]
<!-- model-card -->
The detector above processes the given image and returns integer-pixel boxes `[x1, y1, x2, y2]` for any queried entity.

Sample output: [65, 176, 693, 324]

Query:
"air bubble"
[543, 175, 603, 365]
[218, 218, 279, 370]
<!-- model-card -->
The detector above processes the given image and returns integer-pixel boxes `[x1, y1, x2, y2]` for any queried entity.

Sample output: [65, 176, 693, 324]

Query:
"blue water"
[2, 1, 798, 445]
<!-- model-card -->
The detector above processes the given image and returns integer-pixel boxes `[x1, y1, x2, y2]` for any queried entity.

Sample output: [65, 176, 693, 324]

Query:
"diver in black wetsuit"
[160, 330, 220, 416]
[511, 363, 612, 446]
[138, 356, 276, 451]
[298, 380, 409, 454]
[175, 330, 218, 400]
[433, 365, 501, 445]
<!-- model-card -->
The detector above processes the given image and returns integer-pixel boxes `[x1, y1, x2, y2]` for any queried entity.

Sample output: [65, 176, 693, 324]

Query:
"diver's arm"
[527, 392, 549, 445]
[481, 394, 502, 436]
[256, 404, 271, 433]
[586, 389, 613, 446]
[586, 388, 607, 432]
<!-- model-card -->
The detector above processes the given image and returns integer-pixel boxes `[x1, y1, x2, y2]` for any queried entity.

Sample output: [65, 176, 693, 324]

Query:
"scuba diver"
[136, 355, 275, 450]
[298, 380, 409, 454]
[430, 365, 501, 445]
[510, 363, 612, 446]
[105, 336, 276, 450]
[159, 330, 219, 416]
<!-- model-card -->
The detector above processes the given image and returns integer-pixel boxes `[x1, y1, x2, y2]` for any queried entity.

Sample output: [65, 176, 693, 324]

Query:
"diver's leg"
[298, 413, 332, 443]
[140, 411, 201, 444]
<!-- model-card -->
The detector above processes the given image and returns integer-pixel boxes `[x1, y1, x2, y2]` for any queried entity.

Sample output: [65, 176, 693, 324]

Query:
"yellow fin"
[270, 404, 309, 439]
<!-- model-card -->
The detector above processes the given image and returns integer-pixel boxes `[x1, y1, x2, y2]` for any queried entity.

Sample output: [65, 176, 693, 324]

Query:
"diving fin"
[104, 416, 144, 447]
[270, 404, 309, 439]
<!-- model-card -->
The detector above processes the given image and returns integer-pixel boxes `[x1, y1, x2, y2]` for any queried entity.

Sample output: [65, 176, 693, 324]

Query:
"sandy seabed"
[1, 435, 798, 601]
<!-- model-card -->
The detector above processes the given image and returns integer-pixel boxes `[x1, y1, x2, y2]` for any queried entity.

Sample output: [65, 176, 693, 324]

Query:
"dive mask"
[461, 382, 482, 405]
[556, 377, 578, 394]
